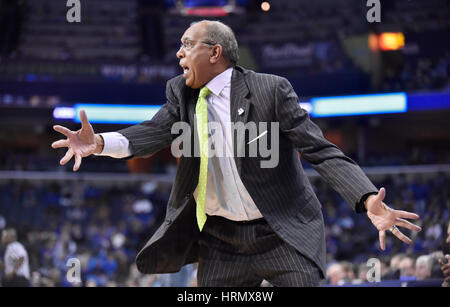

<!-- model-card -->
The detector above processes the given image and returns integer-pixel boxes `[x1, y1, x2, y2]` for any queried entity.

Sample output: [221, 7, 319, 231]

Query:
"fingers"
[376, 187, 386, 202]
[79, 109, 90, 128]
[60, 148, 74, 165]
[395, 218, 422, 232]
[51, 139, 69, 149]
[379, 230, 386, 251]
[73, 153, 82, 172]
[58, 148, 83, 171]
[390, 227, 412, 245]
[395, 210, 420, 220]
[53, 125, 73, 137]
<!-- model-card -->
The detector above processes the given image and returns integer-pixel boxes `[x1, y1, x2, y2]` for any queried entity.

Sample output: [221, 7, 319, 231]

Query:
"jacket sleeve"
[117, 79, 181, 158]
[274, 77, 378, 212]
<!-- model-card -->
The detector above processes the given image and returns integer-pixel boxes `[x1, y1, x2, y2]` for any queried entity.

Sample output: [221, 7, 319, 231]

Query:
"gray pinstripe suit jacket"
[118, 65, 378, 277]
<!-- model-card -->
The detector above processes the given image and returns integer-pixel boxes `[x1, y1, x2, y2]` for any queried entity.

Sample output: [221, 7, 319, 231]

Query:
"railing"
[323, 279, 444, 287]
[0, 170, 175, 184]
[1, 164, 449, 183]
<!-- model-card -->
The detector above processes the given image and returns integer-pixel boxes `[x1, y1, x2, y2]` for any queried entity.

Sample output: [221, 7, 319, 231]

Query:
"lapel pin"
[238, 108, 244, 116]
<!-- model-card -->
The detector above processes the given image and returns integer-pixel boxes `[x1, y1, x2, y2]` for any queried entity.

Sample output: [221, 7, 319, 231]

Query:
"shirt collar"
[205, 67, 233, 97]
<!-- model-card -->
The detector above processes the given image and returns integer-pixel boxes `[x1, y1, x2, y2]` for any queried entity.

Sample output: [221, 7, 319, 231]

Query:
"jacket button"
[166, 219, 172, 225]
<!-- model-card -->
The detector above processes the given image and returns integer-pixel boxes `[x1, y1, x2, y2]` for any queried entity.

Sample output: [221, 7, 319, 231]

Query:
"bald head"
[2, 228, 17, 245]
[198, 20, 239, 66]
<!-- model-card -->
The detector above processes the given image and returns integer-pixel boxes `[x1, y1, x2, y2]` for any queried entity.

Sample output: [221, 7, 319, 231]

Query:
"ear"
[209, 44, 222, 64]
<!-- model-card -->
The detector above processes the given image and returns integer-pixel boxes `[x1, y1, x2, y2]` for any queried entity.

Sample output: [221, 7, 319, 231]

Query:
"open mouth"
[180, 63, 190, 76]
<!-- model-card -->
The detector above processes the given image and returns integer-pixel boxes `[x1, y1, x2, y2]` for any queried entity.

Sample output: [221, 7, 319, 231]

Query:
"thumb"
[376, 187, 386, 202]
[79, 109, 90, 129]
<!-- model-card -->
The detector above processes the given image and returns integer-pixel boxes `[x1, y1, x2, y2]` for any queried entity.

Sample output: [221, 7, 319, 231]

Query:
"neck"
[208, 64, 231, 81]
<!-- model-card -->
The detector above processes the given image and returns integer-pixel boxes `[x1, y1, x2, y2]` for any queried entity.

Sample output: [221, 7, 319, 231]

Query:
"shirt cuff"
[356, 191, 379, 213]
[94, 132, 132, 159]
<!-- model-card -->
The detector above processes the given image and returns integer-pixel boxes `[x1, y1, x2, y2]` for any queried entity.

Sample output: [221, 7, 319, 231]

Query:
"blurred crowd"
[0, 171, 448, 287]
[0, 179, 171, 287]
[382, 50, 450, 92]
[320, 171, 450, 286]
[326, 248, 450, 287]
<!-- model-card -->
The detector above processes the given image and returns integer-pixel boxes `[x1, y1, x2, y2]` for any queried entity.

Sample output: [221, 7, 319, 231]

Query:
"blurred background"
[0, 0, 449, 287]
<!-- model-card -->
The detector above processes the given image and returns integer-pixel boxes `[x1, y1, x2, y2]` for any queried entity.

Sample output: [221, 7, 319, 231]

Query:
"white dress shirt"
[97, 67, 263, 221]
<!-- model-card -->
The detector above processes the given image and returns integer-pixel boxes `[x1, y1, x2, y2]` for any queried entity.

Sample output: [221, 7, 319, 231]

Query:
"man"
[383, 253, 404, 280]
[1, 228, 31, 287]
[326, 262, 346, 285]
[415, 255, 432, 280]
[52, 20, 421, 286]
[399, 256, 416, 281]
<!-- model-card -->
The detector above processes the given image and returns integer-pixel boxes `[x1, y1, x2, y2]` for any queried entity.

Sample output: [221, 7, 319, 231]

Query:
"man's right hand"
[51, 109, 103, 171]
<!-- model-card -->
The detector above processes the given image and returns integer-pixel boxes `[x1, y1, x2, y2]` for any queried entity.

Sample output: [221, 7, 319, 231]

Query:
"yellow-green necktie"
[195, 86, 211, 231]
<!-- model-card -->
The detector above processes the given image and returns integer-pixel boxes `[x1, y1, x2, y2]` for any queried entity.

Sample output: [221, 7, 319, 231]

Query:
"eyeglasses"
[179, 39, 215, 51]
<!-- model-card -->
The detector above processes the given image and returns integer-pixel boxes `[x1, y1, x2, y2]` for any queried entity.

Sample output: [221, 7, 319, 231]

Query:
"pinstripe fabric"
[118, 66, 378, 280]
[197, 216, 321, 287]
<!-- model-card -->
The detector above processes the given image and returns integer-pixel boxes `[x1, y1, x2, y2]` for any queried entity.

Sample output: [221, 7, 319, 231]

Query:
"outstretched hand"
[51, 110, 101, 171]
[365, 187, 421, 250]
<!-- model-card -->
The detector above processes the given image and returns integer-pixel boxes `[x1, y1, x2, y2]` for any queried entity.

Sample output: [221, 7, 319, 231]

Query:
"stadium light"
[261, 2, 270, 11]
[379, 32, 405, 51]
[311, 93, 407, 117]
[72, 104, 161, 124]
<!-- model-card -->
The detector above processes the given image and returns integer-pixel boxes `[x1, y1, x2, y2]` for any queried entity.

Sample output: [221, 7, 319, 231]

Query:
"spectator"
[1, 228, 31, 287]
[326, 262, 346, 285]
[357, 263, 369, 283]
[384, 253, 404, 280]
[429, 251, 445, 279]
[415, 255, 432, 280]
[340, 261, 356, 283]
[398, 256, 416, 281]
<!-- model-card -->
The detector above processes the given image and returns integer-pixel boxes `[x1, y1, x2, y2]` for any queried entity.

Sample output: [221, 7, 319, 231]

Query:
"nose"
[176, 46, 184, 59]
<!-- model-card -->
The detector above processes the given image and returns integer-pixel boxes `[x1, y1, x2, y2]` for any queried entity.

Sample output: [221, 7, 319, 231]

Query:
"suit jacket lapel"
[186, 87, 198, 125]
[230, 67, 251, 174]
[186, 87, 199, 158]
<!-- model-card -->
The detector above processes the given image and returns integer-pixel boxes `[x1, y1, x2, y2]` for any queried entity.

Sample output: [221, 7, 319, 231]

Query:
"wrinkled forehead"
[181, 22, 208, 42]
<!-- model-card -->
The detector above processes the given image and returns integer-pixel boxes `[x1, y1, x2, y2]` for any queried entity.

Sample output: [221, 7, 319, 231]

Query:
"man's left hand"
[365, 187, 421, 250]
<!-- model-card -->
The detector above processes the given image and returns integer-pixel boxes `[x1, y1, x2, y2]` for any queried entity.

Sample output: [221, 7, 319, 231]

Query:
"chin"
[187, 82, 201, 89]
[184, 77, 195, 88]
